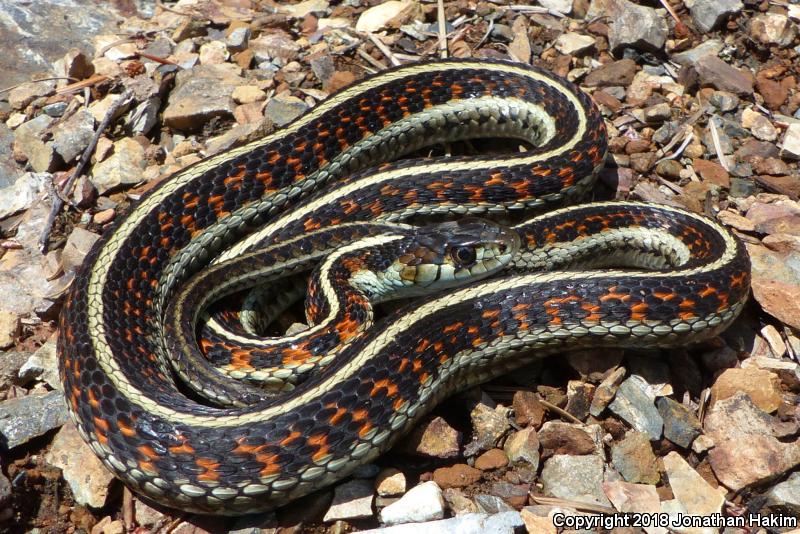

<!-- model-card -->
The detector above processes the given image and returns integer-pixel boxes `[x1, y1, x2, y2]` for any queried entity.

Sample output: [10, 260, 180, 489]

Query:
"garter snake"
[57, 59, 750, 514]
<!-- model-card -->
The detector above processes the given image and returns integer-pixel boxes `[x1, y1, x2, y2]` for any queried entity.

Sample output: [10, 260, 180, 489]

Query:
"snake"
[57, 59, 751, 515]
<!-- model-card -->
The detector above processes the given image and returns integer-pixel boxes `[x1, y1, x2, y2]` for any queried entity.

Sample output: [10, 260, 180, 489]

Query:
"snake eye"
[451, 246, 477, 266]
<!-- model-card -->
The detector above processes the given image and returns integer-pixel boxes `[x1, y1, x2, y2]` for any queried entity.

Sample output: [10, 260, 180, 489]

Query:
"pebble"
[692, 158, 729, 188]
[323, 479, 375, 522]
[589, 365, 626, 417]
[45, 422, 116, 508]
[608, 375, 664, 441]
[520, 509, 557, 534]
[0, 390, 69, 448]
[400, 415, 461, 458]
[603, 481, 665, 534]
[0, 311, 20, 349]
[537, 422, 596, 457]
[51, 109, 95, 164]
[0, 172, 50, 220]
[511, 390, 545, 428]
[489, 482, 529, 508]
[585, 59, 636, 87]
[756, 77, 788, 110]
[250, 31, 301, 63]
[356, 1, 415, 33]
[61, 227, 100, 274]
[89, 137, 146, 194]
[467, 402, 511, 455]
[687, 0, 743, 32]
[375, 468, 406, 497]
[642, 103, 671, 123]
[474, 448, 508, 471]
[764, 471, 800, 515]
[656, 397, 702, 448]
[18, 340, 59, 389]
[442, 487, 479, 515]
[432, 464, 482, 489]
[541, 454, 611, 507]
[12, 114, 58, 173]
[0, 350, 30, 393]
[8, 79, 56, 110]
[358, 511, 523, 534]
[502, 427, 540, 470]
[232, 85, 266, 104]
[710, 367, 783, 413]
[264, 94, 309, 127]
[379, 481, 444, 526]
[671, 39, 723, 66]
[694, 55, 754, 96]
[749, 13, 797, 47]
[741, 108, 778, 141]
[554, 33, 595, 56]
[611, 431, 661, 484]
[163, 64, 243, 132]
[605, 0, 667, 54]
[782, 123, 800, 159]
[656, 159, 682, 180]
[663, 452, 724, 516]
[538, 0, 573, 14]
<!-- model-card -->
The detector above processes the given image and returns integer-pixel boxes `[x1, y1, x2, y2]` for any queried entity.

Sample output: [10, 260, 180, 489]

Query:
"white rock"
[538, 0, 573, 14]
[750, 13, 797, 47]
[554, 32, 595, 55]
[323, 479, 374, 522]
[361, 512, 523, 534]
[356, 1, 413, 33]
[782, 123, 800, 160]
[663, 452, 725, 516]
[380, 481, 445, 525]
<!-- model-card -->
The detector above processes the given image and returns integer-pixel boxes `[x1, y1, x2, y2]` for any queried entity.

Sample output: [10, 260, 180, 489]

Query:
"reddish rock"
[538, 422, 596, 457]
[585, 59, 637, 87]
[692, 158, 730, 188]
[512, 390, 546, 429]
[756, 77, 788, 109]
[432, 464, 482, 489]
[474, 448, 509, 471]
[710, 368, 783, 413]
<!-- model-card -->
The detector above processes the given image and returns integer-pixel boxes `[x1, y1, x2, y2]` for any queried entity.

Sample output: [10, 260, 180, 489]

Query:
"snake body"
[57, 59, 750, 514]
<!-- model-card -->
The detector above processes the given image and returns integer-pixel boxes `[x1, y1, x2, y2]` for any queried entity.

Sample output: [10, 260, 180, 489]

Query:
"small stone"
[537, 422, 596, 457]
[8, 79, 56, 110]
[51, 109, 95, 164]
[781, 123, 800, 160]
[602, 481, 665, 534]
[489, 482, 529, 508]
[694, 55, 754, 96]
[323, 479, 374, 522]
[585, 59, 637, 87]
[611, 431, 661, 484]
[18, 340, 59, 389]
[0, 390, 69, 449]
[250, 31, 301, 63]
[764, 472, 800, 515]
[226, 27, 250, 53]
[474, 448, 509, 471]
[12, 115, 58, 173]
[61, 227, 100, 273]
[400, 415, 461, 458]
[711, 368, 782, 413]
[687, 0, 743, 32]
[232, 85, 267, 104]
[474, 494, 516, 514]
[360, 512, 524, 533]
[554, 32, 595, 55]
[355, 1, 415, 33]
[656, 397, 702, 448]
[379, 481, 445, 526]
[756, 78, 788, 110]
[538, 0, 573, 14]
[375, 468, 406, 497]
[503, 427, 540, 471]
[709, 90, 740, 112]
[671, 39, 724, 66]
[752, 156, 789, 176]
[749, 13, 797, 47]
[0, 311, 20, 349]
[264, 94, 309, 127]
[692, 158, 730, 188]
[520, 509, 557, 534]
[643, 103, 671, 123]
[467, 402, 511, 455]
[741, 108, 778, 141]
[443, 487, 479, 515]
[432, 464, 482, 489]
[605, 0, 667, 54]
[512, 390, 545, 428]
[738, 138, 781, 161]
[663, 452, 724, 516]
[541, 454, 611, 507]
[199, 40, 229, 65]
[656, 159, 683, 180]
[45, 422, 115, 508]
[609, 376, 663, 441]
[163, 65, 243, 132]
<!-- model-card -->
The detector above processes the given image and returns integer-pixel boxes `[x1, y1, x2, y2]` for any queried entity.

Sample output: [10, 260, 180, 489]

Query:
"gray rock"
[127, 97, 161, 136]
[42, 101, 68, 117]
[709, 90, 740, 112]
[671, 39, 724, 66]
[0, 468, 10, 507]
[609, 376, 663, 441]
[611, 431, 660, 484]
[13, 114, 59, 173]
[694, 55, 754, 96]
[656, 397, 702, 448]
[89, 137, 146, 194]
[764, 472, 800, 515]
[379, 481, 445, 525]
[503, 427, 540, 470]
[466, 402, 511, 456]
[687, 0, 742, 32]
[474, 494, 516, 514]
[8, 80, 56, 110]
[607, 0, 667, 54]
[0, 390, 68, 448]
[61, 227, 100, 273]
[163, 64, 244, 132]
[226, 26, 251, 52]
[541, 454, 611, 507]
[0, 172, 51, 220]
[19, 340, 60, 390]
[264, 94, 309, 127]
[310, 54, 335, 87]
[361, 512, 523, 534]
[52, 109, 95, 164]
[0, 350, 31, 392]
[323, 478, 374, 522]
[750, 13, 797, 47]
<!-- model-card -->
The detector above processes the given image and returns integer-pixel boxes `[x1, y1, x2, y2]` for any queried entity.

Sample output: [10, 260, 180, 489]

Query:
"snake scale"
[57, 59, 750, 514]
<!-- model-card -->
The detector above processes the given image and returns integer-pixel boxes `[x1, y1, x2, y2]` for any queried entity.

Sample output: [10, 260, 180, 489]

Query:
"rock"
[608, 375, 663, 441]
[782, 123, 800, 160]
[264, 94, 309, 127]
[705, 393, 800, 490]
[611, 431, 660, 484]
[503, 427, 540, 470]
[752, 156, 789, 176]
[61, 227, 100, 273]
[87, 92, 134, 123]
[554, 32, 594, 55]
[508, 17, 531, 64]
[603, 481, 665, 534]
[0, 351, 30, 393]
[45, 421, 115, 508]
[18, 340, 59, 389]
[199, 40, 228, 65]
[379, 481, 445, 526]
[13, 114, 58, 172]
[749, 13, 797, 47]
[400, 415, 461, 458]
[512, 390, 545, 428]
[467, 403, 511, 455]
[474, 448, 509, 471]
[8, 79, 56, 110]
[0, 390, 69, 448]
[232, 85, 267, 104]
[694, 55, 754, 96]
[0, 311, 20, 349]
[539, 0, 573, 14]
[225, 26, 250, 53]
[51, 108, 95, 164]
[656, 397, 702, 448]
[671, 39, 724, 66]
[443, 487, 479, 515]
[432, 464, 482, 489]
[642, 103, 671, 123]
[323, 479, 374, 522]
[711, 368, 783, 413]
[89, 137, 146, 194]
[692, 158, 730, 188]
[376, 468, 406, 497]
[656, 159, 683, 180]
[663, 452, 725, 516]
[589, 366, 626, 417]
[764, 471, 800, 515]
[488, 482, 529, 508]
[564, 381, 593, 420]
[602, 0, 667, 54]
[709, 90, 740, 112]
[358, 511, 523, 534]
[280, 0, 329, 18]
[741, 108, 778, 141]
[742, 356, 800, 391]
[537, 422, 596, 457]
[473, 494, 515, 514]
[541, 454, 611, 507]
[746, 202, 800, 236]
[355, 1, 415, 33]
[585, 59, 637, 87]
[520, 509, 557, 534]
[250, 31, 301, 63]
[163, 64, 244, 132]
[756, 78, 788, 110]
[687, 0, 743, 32]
